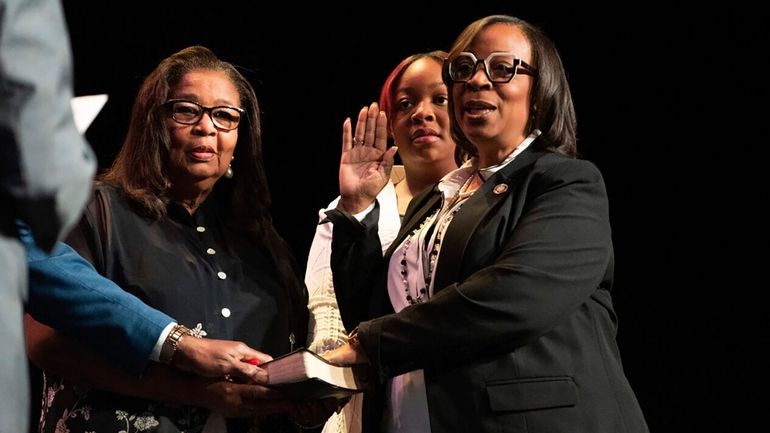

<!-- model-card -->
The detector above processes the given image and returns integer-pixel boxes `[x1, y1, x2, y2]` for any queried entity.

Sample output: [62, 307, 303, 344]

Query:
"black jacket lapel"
[434, 148, 543, 292]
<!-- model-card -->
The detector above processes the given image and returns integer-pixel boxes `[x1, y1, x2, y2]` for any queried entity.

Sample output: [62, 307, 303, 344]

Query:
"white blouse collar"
[438, 129, 542, 194]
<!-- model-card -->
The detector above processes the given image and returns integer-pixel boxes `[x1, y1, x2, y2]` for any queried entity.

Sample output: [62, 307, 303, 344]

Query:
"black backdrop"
[32, 3, 761, 432]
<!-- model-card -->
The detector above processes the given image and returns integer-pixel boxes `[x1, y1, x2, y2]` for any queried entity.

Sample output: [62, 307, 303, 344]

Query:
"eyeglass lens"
[170, 100, 242, 130]
[450, 53, 519, 83]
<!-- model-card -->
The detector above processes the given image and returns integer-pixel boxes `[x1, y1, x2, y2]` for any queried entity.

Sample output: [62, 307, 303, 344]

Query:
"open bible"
[262, 348, 370, 400]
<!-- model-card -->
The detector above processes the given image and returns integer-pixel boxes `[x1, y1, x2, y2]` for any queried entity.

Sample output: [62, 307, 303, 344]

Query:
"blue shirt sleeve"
[19, 222, 174, 374]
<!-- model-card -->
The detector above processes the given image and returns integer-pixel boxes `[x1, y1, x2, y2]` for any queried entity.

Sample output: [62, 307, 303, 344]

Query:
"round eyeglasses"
[448, 52, 538, 84]
[164, 99, 245, 131]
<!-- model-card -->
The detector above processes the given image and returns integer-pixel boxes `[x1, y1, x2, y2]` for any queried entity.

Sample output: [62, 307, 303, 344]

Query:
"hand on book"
[321, 342, 369, 366]
[173, 336, 273, 384]
[261, 348, 369, 400]
[188, 376, 297, 417]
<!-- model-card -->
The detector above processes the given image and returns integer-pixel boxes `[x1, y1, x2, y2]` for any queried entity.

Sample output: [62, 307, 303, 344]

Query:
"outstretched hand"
[191, 378, 292, 417]
[173, 336, 273, 384]
[338, 102, 398, 214]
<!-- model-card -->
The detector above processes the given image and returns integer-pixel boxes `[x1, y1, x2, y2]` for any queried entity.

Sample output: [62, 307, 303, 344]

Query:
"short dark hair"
[443, 15, 578, 158]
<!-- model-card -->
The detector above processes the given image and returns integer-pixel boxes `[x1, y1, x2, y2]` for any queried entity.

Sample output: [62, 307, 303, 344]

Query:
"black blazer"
[330, 147, 649, 433]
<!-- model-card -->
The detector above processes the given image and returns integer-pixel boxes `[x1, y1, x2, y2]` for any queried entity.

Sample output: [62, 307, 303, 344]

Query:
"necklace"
[399, 170, 482, 305]
[400, 210, 437, 305]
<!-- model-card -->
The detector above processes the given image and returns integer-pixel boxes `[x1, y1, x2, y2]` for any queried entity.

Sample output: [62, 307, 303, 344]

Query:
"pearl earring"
[225, 157, 234, 178]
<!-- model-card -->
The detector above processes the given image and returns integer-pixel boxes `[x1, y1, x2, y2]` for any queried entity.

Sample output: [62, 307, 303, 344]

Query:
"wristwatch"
[159, 324, 193, 365]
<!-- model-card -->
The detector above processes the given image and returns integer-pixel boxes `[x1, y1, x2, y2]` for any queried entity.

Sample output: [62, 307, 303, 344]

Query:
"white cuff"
[352, 202, 376, 222]
[149, 322, 177, 362]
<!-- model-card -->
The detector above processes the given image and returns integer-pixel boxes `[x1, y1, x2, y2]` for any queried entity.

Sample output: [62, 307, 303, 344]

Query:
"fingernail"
[248, 358, 261, 365]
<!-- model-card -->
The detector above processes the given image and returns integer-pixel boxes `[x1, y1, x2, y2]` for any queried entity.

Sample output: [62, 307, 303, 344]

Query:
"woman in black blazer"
[324, 15, 649, 433]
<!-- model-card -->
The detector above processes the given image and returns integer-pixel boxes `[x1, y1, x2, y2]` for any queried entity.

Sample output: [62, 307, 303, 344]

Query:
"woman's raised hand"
[338, 102, 397, 214]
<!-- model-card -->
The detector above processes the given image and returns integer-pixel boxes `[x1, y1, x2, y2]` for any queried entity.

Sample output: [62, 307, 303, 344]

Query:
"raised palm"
[338, 103, 398, 214]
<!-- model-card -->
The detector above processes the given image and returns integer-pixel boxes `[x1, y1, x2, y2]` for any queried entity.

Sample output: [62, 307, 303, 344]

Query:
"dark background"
[33, 2, 762, 431]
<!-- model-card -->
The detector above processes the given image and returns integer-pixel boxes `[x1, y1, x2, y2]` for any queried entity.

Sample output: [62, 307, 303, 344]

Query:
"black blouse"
[68, 184, 298, 354]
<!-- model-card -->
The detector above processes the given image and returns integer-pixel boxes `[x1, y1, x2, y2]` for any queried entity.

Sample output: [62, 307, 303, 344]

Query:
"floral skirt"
[37, 374, 298, 433]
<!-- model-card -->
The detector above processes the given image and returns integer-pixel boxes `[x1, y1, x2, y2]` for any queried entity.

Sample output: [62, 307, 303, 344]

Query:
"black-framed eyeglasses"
[163, 99, 245, 131]
[448, 52, 538, 83]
